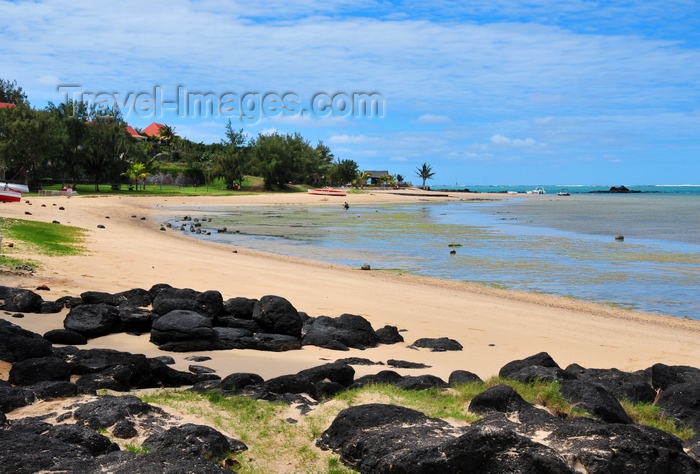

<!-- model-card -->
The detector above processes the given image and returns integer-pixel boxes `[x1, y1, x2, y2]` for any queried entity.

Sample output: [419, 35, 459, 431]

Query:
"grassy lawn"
[39, 177, 317, 197]
[0, 217, 86, 270]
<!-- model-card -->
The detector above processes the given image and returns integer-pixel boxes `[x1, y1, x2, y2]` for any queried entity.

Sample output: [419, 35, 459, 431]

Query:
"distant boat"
[0, 182, 29, 193]
[0, 189, 22, 203]
[308, 188, 347, 197]
[557, 189, 571, 196]
[526, 186, 546, 194]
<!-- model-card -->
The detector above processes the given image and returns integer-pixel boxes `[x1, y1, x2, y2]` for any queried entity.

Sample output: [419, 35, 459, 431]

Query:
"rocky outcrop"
[302, 313, 379, 350]
[0, 318, 53, 362]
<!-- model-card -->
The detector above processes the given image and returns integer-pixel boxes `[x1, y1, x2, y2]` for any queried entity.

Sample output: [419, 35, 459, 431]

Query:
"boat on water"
[0, 189, 22, 203]
[0, 182, 29, 193]
[557, 189, 571, 196]
[526, 186, 546, 195]
[308, 188, 347, 197]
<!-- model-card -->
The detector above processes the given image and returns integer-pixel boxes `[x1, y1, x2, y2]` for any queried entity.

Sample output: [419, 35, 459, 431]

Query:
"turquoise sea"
[162, 185, 700, 320]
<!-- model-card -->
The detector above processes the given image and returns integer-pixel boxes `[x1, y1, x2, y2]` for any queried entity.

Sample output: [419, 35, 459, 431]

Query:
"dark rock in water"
[0, 385, 35, 413]
[449, 370, 483, 386]
[46, 424, 119, 456]
[499, 351, 560, 378]
[0, 286, 44, 312]
[375, 325, 403, 344]
[657, 380, 700, 432]
[252, 295, 303, 338]
[63, 304, 120, 338]
[143, 423, 247, 459]
[615, 234, 625, 241]
[0, 319, 53, 363]
[44, 328, 88, 345]
[9, 356, 72, 386]
[302, 313, 379, 350]
[361, 263, 371, 270]
[11, 313, 24, 318]
[559, 379, 633, 424]
[387, 359, 431, 369]
[409, 337, 463, 352]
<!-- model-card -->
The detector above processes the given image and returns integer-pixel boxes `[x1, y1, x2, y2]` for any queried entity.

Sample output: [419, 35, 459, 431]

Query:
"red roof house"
[125, 125, 146, 140]
[142, 122, 166, 138]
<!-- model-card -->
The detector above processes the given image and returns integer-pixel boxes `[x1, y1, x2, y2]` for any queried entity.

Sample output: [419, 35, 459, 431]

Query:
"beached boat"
[308, 188, 347, 197]
[557, 190, 570, 196]
[0, 182, 29, 193]
[526, 186, 546, 194]
[0, 189, 22, 202]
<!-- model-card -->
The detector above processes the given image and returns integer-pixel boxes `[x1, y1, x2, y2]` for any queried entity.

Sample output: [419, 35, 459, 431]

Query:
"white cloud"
[414, 113, 452, 124]
[491, 135, 537, 147]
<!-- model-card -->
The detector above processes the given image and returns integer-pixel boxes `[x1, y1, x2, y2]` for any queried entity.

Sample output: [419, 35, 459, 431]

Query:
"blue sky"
[1, 0, 699, 185]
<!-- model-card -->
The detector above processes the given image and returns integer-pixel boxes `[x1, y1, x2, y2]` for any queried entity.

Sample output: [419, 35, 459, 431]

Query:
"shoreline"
[2, 191, 700, 381]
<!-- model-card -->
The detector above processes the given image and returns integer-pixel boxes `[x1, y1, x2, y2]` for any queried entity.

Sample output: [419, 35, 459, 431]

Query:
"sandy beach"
[2, 190, 699, 382]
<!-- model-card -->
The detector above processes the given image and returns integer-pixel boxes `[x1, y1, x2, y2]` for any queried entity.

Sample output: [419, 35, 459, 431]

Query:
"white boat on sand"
[0, 182, 29, 193]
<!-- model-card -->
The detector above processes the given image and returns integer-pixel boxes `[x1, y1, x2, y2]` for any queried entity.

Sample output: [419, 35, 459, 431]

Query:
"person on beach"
[343, 202, 349, 210]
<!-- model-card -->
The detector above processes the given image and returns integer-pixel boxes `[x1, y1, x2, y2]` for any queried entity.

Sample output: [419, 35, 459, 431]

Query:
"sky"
[1, 0, 699, 185]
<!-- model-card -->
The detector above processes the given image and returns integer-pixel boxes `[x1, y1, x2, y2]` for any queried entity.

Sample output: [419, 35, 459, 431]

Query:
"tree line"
[0, 79, 372, 191]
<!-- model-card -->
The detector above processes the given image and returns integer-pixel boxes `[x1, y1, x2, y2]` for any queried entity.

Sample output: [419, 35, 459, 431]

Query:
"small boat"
[0, 189, 22, 203]
[526, 186, 546, 195]
[308, 188, 347, 197]
[0, 182, 29, 193]
[557, 189, 570, 196]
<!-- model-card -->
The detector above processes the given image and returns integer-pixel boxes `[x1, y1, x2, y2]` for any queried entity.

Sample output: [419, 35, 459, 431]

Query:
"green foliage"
[416, 162, 435, 189]
[125, 444, 150, 454]
[0, 78, 27, 105]
[621, 400, 695, 440]
[0, 217, 85, 256]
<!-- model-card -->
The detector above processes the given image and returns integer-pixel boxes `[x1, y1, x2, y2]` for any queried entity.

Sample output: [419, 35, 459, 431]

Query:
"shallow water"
[159, 194, 700, 319]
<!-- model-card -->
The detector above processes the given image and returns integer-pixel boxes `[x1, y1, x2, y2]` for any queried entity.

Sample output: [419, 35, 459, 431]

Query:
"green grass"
[133, 377, 694, 473]
[621, 400, 695, 440]
[0, 217, 86, 256]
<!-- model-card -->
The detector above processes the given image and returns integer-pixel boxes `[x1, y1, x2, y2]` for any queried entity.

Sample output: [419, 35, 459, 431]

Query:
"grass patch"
[134, 378, 693, 472]
[0, 218, 86, 256]
[621, 400, 695, 440]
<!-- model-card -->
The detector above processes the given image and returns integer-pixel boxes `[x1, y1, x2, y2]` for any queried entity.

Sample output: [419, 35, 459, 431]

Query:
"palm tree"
[157, 125, 175, 152]
[415, 162, 435, 189]
[121, 162, 151, 190]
